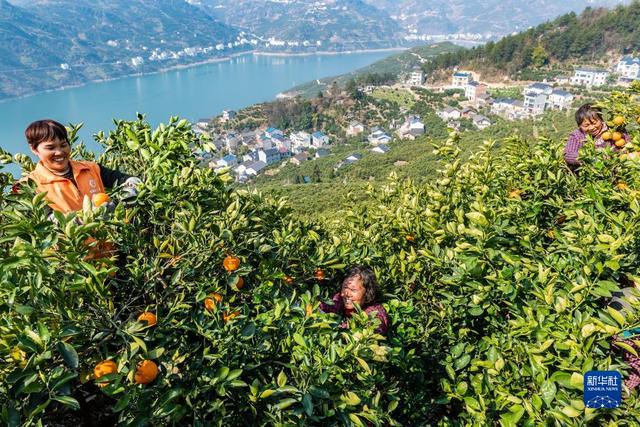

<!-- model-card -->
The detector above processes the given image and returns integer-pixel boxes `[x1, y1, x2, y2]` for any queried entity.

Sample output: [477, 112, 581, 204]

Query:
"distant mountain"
[196, 0, 405, 51]
[363, 0, 630, 35]
[0, 0, 245, 99]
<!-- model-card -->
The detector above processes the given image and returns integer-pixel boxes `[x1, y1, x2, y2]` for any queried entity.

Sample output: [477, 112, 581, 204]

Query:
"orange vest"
[28, 160, 105, 213]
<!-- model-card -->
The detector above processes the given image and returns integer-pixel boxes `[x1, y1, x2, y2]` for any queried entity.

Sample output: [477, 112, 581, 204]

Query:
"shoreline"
[0, 48, 404, 104]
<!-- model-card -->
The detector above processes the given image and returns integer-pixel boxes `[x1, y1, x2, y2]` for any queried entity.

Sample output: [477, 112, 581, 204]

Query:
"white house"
[371, 144, 391, 154]
[397, 115, 425, 140]
[464, 81, 487, 101]
[345, 153, 363, 163]
[548, 89, 574, 110]
[346, 121, 365, 136]
[452, 72, 472, 88]
[491, 98, 526, 120]
[438, 107, 462, 121]
[523, 92, 548, 116]
[571, 68, 609, 87]
[246, 161, 267, 176]
[471, 114, 491, 130]
[616, 56, 640, 79]
[311, 131, 329, 147]
[368, 129, 392, 145]
[221, 110, 237, 122]
[290, 131, 311, 151]
[258, 148, 281, 165]
[291, 152, 310, 165]
[217, 154, 238, 168]
[265, 127, 284, 139]
[523, 83, 553, 96]
[408, 67, 425, 86]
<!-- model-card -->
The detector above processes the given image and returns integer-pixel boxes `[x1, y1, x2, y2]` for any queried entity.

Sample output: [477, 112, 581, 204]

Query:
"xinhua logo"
[584, 371, 622, 409]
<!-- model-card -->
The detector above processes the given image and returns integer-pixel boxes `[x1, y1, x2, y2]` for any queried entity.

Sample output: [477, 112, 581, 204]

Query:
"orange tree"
[4, 82, 640, 425]
[333, 87, 640, 424]
[0, 116, 423, 426]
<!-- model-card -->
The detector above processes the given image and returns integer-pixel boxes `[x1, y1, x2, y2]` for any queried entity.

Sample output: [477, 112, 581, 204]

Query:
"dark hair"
[342, 265, 378, 305]
[575, 103, 603, 126]
[25, 119, 68, 149]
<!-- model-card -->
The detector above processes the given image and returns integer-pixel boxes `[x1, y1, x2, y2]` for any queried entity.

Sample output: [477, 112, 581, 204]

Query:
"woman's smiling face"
[31, 138, 71, 173]
[341, 275, 366, 309]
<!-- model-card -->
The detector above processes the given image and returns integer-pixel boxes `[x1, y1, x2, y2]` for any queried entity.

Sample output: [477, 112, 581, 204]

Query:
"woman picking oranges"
[20, 119, 140, 213]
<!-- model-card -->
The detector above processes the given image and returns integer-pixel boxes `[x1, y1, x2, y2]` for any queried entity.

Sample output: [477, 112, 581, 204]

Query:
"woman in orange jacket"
[22, 119, 140, 260]
[22, 119, 140, 213]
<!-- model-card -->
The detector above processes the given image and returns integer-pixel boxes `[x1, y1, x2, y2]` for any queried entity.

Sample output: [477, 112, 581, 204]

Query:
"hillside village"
[192, 53, 639, 183]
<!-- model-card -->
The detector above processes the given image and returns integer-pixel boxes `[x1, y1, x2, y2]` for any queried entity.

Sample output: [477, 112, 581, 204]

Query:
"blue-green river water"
[0, 51, 395, 176]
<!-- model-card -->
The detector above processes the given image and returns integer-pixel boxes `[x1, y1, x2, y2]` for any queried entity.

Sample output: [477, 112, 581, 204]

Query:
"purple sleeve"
[364, 304, 389, 335]
[320, 292, 343, 314]
[564, 130, 584, 166]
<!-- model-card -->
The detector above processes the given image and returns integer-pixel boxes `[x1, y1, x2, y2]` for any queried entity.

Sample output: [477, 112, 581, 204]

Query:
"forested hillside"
[423, 1, 640, 78]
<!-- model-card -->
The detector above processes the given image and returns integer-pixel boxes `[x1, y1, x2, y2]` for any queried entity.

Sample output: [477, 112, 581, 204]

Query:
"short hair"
[25, 119, 68, 149]
[342, 265, 378, 305]
[575, 103, 603, 126]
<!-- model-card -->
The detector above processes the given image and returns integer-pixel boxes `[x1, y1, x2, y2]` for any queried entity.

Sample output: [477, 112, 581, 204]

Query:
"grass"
[370, 88, 415, 109]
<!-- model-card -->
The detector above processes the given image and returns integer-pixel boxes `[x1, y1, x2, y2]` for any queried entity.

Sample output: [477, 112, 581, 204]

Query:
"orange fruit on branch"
[93, 192, 110, 207]
[405, 234, 415, 242]
[284, 275, 295, 284]
[137, 312, 157, 326]
[615, 138, 627, 148]
[601, 131, 613, 141]
[134, 360, 158, 385]
[223, 255, 240, 272]
[94, 360, 118, 388]
[204, 293, 223, 311]
[612, 132, 623, 142]
[613, 116, 626, 127]
[223, 310, 240, 322]
[314, 269, 325, 281]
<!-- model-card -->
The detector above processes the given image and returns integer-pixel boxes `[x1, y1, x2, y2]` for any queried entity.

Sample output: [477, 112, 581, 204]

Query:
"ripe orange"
[93, 192, 110, 207]
[204, 292, 223, 311]
[306, 304, 313, 317]
[613, 116, 626, 126]
[223, 255, 240, 272]
[405, 234, 415, 242]
[137, 312, 157, 326]
[134, 360, 158, 385]
[612, 132, 623, 142]
[223, 310, 240, 322]
[94, 360, 118, 388]
[284, 275, 295, 284]
[508, 189, 522, 199]
[601, 131, 613, 141]
[314, 269, 325, 281]
[235, 277, 245, 290]
[616, 182, 629, 190]
[615, 138, 627, 148]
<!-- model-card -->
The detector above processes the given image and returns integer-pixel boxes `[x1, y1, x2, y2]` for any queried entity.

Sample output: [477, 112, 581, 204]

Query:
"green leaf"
[226, 369, 242, 382]
[293, 333, 306, 348]
[466, 212, 488, 227]
[113, 394, 131, 413]
[355, 357, 371, 374]
[56, 342, 79, 369]
[341, 391, 361, 406]
[277, 370, 287, 388]
[52, 396, 80, 410]
[126, 139, 140, 151]
[541, 380, 556, 407]
[302, 393, 313, 416]
[607, 306, 626, 327]
[454, 354, 471, 371]
[216, 367, 230, 381]
[273, 398, 297, 410]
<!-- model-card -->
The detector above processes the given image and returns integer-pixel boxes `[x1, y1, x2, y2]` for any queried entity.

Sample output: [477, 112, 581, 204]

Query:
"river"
[0, 50, 397, 176]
